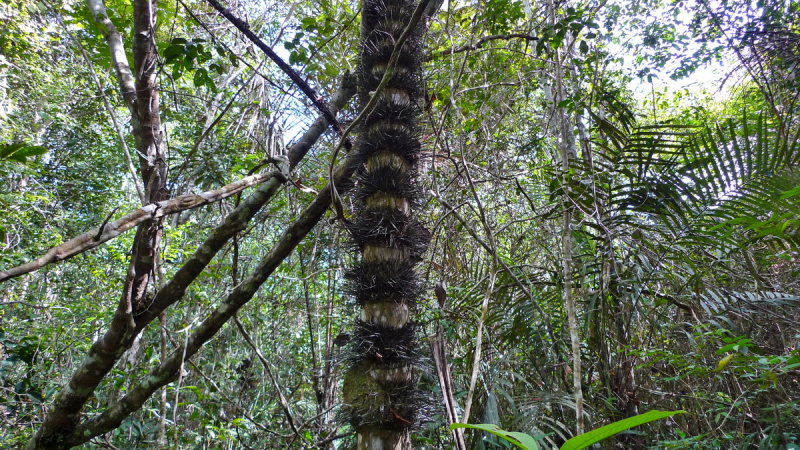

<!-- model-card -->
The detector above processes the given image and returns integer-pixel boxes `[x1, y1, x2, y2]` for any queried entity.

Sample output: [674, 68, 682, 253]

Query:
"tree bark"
[341, 0, 430, 448]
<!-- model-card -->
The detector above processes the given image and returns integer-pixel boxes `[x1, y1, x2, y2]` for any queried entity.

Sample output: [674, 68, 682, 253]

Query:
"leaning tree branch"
[0, 171, 283, 283]
[60, 155, 361, 449]
[425, 33, 538, 61]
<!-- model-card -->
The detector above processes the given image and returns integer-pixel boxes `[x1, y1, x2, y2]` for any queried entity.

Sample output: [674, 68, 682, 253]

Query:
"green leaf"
[715, 354, 734, 371]
[27, 390, 44, 403]
[324, 63, 339, 77]
[232, 418, 247, 427]
[301, 17, 316, 30]
[0, 143, 24, 158]
[209, 63, 225, 75]
[450, 423, 539, 450]
[10, 145, 47, 158]
[163, 44, 185, 60]
[561, 410, 685, 450]
[193, 68, 209, 88]
[781, 185, 800, 199]
[1, 144, 47, 163]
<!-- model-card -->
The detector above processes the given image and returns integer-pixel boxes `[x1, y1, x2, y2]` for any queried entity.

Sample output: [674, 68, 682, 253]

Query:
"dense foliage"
[1, 0, 798, 448]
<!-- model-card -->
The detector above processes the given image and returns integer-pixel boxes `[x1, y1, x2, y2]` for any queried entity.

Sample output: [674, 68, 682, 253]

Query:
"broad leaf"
[561, 410, 685, 450]
[0, 144, 47, 163]
[716, 354, 735, 371]
[450, 423, 540, 450]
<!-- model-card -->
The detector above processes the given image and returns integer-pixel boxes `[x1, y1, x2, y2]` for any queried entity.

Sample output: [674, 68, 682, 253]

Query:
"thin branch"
[426, 33, 538, 61]
[0, 301, 69, 310]
[233, 315, 301, 438]
[430, 338, 466, 450]
[171, 330, 190, 444]
[462, 266, 497, 425]
[456, 82, 519, 95]
[157, 313, 168, 448]
[315, 432, 355, 447]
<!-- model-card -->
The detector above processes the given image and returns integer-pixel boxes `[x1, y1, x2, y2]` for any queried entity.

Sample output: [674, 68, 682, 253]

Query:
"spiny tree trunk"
[342, 0, 429, 448]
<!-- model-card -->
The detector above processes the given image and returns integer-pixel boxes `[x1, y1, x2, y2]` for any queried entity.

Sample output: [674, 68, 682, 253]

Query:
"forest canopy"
[1, 0, 799, 448]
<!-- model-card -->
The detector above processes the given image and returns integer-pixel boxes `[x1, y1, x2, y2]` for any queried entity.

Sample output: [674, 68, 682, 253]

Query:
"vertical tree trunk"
[27, 0, 167, 447]
[342, 0, 428, 448]
[127, 0, 169, 314]
[543, 0, 583, 434]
